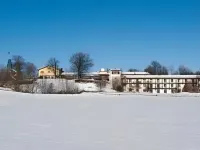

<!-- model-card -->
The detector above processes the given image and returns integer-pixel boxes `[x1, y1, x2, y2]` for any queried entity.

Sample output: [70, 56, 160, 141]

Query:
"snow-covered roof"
[110, 68, 121, 71]
[62, 72, 100, 76]
[123, 75, 200, 79]
[122, 72, 150, 75]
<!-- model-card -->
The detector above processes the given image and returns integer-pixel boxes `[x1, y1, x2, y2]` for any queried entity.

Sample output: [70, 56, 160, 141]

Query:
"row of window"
[126, 79, 190, 83]
[112, 71, 120, 74]
[40, 71, 51, 74]
[129, 83, 181, 88]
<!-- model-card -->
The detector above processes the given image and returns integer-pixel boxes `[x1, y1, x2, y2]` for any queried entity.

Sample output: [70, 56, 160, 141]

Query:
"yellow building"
[38, 66, 60, 79]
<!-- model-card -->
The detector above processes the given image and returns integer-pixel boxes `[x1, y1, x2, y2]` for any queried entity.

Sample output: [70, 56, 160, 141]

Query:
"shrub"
[46, 83, 55, 94]
[116, 85, 124, 92]
[112, 78, 121, 90]
[182, 83, 193, 92]
[38, 80, 55, 94]
[95, 80, 107, 91]
[0, 68, 12, 87]
[62, 80, 81, 94]
[12, 82, 38, 93]
[192, 85, 199, 93]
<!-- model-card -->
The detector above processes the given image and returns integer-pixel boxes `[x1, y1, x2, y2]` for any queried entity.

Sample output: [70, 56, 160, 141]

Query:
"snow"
[36, 79, 114, 93]
[0, 90, 200, 150]
[124, 74, 200, 79]
[0, 87, 12, 91]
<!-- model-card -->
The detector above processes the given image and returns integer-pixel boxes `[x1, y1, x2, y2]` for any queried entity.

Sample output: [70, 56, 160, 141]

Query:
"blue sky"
[0, 0, 200, 71]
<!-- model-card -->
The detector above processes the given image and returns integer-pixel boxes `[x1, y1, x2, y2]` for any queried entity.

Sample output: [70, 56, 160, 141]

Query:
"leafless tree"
[0, 67, 8, 86]
[144, 61, 168, 75]
[47, 57, 60, 78]
[12, 55, 26, 80]
[69, 52, 94, 79]
[177, 65, 193, 75]
[24, 62, 37, 79]
[128, 68, 139, 72]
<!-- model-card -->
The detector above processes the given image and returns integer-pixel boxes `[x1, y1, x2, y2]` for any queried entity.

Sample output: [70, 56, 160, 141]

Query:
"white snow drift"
[0, 90, 200, 150]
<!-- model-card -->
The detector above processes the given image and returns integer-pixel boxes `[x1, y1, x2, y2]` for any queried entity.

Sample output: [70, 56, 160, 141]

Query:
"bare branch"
[69, 52, 94, 79]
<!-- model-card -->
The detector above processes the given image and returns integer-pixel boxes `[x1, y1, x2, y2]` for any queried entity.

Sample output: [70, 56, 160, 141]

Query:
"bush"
[95, 80, 107, 91]
[37, 79, 81, 94]
[38, 80, 55, 94]
[12, 82, 38, 93]
[62, 80, 81, 94]
[116, 85, 124, 92]
[46, 83, 55, 94]
[112, 78, 121, 89]
[192, 85, 199, 93]
[0, 68, 12, 87]
[182, 83, 193, 92]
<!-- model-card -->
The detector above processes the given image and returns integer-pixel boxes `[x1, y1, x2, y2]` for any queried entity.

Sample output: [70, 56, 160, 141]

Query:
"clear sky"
[0, 0, 199, 71]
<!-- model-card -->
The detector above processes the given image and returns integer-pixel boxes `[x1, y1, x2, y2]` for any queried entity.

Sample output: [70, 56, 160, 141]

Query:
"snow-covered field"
[0, 90, 200, 150]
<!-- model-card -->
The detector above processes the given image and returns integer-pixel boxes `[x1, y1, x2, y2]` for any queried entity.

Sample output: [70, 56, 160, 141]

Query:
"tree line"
[1, 53, 200, 83]
[0, 52, 94, 81]
[129, 61, 200, 75]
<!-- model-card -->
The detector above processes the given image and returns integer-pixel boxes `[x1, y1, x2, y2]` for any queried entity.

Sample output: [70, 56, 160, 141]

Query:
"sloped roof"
[38, 66, 60, 71]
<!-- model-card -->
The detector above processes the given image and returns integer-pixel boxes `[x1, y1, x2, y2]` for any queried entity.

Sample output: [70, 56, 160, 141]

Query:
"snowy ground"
[0, 90, 200, 150]
[36, 79, 115, 93]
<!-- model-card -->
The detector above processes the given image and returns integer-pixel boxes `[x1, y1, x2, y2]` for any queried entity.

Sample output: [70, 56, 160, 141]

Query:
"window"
[41, 71, 44, 74]
[48, 71, 51, 73]
[112, 71, 120, 74]
[164, 84, 166, 87]
[164, 79, 166, 82]
[171, 79, 173, 82]
[171, 84, 173, 88]
[164, 89, 167, 93]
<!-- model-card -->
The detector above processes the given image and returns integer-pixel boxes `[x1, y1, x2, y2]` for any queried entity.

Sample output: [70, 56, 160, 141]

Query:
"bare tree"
[177, 65, 193, 75]
[195, 71, 200, 75]
[12, 55, 25, 80]
[144, 61, 168, 75]
[24, 62, 37, 79]
[128, 68, 139, 72]
[69, 52, 94, 79]
[47, 57, 60, 78]
[0, 67, 8, 86]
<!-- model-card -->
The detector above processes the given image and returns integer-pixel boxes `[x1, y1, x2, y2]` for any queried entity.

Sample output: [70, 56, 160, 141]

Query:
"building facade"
[39, 67, 200, 93]
[38, 66, 60, 79]
[121, 75, 200, 93]
[109, 69, 200, 93]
